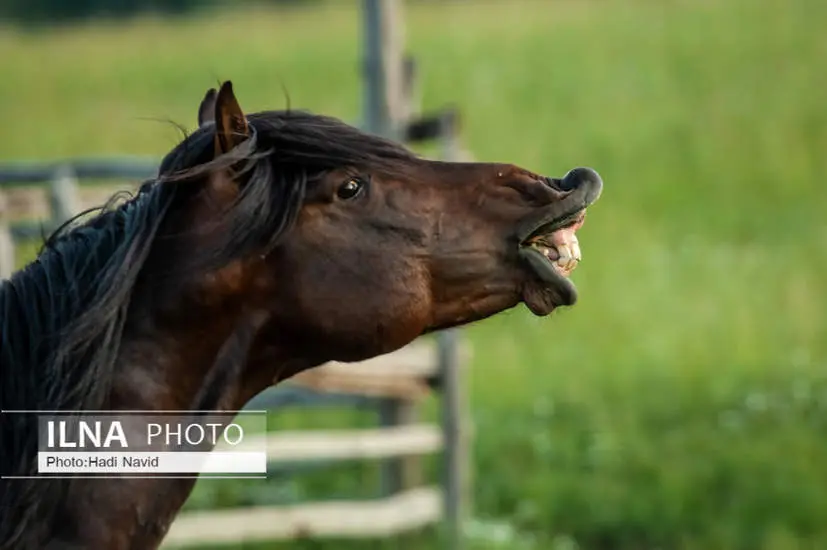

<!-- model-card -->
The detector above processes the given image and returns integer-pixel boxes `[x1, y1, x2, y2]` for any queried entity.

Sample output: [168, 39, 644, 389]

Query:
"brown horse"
[0, 81, 602, 549]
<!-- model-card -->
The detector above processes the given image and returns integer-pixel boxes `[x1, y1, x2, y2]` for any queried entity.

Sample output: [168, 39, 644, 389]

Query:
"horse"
[0, 80, 603, 549]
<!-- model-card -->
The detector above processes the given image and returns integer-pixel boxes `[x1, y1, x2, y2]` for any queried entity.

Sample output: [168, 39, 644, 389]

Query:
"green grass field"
[2, 0, 826, 548]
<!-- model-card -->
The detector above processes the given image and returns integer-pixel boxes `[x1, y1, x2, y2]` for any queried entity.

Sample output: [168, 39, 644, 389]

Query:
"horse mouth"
[518, 209, 588, 315]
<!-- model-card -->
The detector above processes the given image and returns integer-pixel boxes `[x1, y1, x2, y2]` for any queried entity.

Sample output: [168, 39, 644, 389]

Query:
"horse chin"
[521, 280, 576, 316]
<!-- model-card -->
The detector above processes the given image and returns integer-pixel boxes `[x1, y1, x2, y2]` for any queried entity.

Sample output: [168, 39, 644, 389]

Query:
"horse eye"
[336, 178, 364, 200]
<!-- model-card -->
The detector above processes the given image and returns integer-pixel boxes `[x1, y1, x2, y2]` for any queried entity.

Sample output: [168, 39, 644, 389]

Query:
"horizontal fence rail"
[163, 487, 442, 546]
[0, 157, 158, 184]
[222, 423, 444, 465]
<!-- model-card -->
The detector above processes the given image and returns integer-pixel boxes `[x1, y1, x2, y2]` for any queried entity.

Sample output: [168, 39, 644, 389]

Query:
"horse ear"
[213, 81, 250, 156]
[197, 88, 217, 128]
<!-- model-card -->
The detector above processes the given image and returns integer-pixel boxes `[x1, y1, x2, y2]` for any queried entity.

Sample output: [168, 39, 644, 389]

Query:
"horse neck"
[45, 310, 278, 550]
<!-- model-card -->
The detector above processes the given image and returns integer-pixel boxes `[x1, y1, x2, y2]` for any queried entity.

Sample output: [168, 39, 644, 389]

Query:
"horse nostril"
[560, 167, 603, 192]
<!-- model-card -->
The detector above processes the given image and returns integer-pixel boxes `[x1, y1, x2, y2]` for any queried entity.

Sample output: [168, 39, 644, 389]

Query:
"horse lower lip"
[518, 246, 578, 306]
[522, 244, 579, 275]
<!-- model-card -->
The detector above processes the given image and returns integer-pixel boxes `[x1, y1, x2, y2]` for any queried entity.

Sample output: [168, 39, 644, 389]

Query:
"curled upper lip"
[516, 167, 603, 243]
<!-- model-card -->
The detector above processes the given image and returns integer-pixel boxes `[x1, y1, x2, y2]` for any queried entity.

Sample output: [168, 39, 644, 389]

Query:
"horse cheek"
[367, 269, 432, 353]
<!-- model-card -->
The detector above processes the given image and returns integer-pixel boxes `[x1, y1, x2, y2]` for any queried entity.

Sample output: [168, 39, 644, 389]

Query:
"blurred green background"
[2, 0, 826, 548]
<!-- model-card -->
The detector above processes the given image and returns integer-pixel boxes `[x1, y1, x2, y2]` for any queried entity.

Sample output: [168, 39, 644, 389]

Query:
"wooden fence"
[0, 1, 478, 547]
[164, 340, 472, 547]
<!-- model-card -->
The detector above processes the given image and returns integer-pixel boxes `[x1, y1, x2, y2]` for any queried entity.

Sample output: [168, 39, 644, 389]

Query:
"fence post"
[50, 164, 80, 229]
[362, 0, 405, 140]
[363, 0, 423, 503]
[402, 56, 420, 124]
[0, 191, 14, 279]
[439, 112, 472, 550]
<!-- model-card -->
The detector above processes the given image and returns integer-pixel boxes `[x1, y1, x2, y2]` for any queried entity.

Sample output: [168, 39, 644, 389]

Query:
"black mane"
[0, 109, 417, 548]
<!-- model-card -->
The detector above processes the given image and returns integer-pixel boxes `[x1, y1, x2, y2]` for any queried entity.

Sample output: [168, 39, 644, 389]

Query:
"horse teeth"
[554, 244, 580, 272]
[571, 240, 582, 262]
[528, 231, 581, 274]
